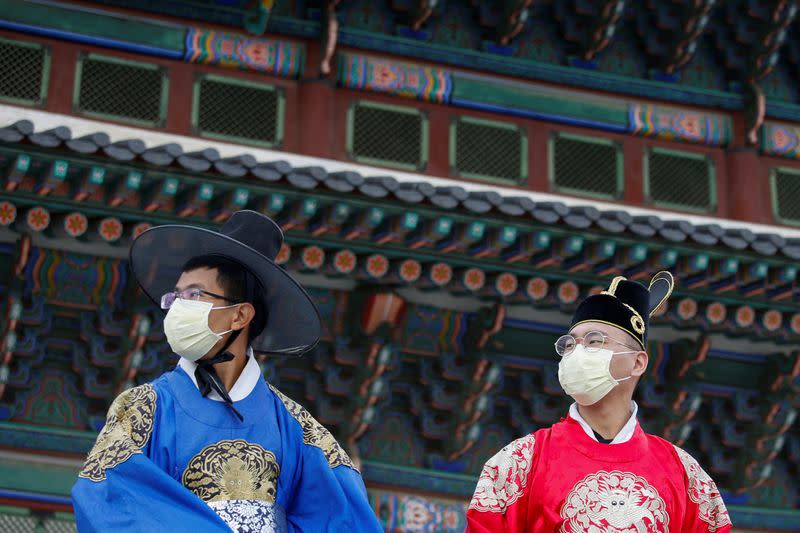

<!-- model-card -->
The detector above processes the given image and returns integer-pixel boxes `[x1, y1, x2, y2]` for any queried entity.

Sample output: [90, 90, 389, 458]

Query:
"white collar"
[569, 401, 638, 444]
[178, 347, 261, 402]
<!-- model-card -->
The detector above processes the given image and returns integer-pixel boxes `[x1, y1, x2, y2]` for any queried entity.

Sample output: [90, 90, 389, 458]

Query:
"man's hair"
[181, 254, 267, 343]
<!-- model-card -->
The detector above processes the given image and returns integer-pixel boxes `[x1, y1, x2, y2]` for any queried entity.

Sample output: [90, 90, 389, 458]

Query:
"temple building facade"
[0, 0, 798, 531]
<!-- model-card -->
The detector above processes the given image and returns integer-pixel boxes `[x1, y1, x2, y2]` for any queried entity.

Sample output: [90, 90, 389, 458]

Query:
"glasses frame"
[160, 288, 242, 310]
[554, 330, 641, 357]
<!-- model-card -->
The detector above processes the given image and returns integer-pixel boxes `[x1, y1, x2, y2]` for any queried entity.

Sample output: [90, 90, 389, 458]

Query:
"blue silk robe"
[71, 362, 383, 532]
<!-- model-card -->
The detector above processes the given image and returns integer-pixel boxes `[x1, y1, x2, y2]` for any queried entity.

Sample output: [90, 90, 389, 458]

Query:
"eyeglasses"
[554, 330, 640, 357]
[160, 288, 240, 310]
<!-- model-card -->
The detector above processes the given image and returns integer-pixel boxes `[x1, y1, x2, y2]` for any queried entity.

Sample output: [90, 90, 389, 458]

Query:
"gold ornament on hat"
[648, 271, 675, 316]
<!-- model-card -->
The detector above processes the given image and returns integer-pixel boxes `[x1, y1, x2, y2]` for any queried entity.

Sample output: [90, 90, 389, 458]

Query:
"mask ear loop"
[608, 349, 639, 384]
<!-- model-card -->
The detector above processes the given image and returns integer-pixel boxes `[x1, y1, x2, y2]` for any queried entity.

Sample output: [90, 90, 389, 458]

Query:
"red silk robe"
[466, 417, 731, 533]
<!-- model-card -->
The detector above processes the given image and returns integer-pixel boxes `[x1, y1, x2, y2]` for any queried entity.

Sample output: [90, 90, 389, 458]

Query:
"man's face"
[173, 267, 237, 339]
[568, 322, 644, 381]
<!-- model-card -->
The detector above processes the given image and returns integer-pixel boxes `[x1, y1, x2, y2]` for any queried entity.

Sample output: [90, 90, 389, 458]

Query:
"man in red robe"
[466, 272, 731, 532]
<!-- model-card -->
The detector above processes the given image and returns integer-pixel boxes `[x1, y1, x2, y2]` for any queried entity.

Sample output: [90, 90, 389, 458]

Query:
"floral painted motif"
[366, 254, 389, 279]
[677, 298, 698, 320]
[763, 310, 783, 332]
[99, 217, 123, 242]
[735, 306, 755, 328]
[430, 263, 452, 286]
[469, 434, 535, 513]
[560, 471, 669, 532]
[495, 273, 518, 297]
[399, 259, 422, 283]
[275, 243, 290, 265]
[673, 446, 731, 531]
[558, 282, 579, 304]
[0, 201, 17, 226]
[132, 223, 151, 239]
[705, 302, 726, 325]
[333, 250, 357, 274]
[26, 206, 50, 232]
[301, 246, 324, 269]
[64, 212, 88, 238]
[527, 277, 548, 301]
[463, 268, 486, 292]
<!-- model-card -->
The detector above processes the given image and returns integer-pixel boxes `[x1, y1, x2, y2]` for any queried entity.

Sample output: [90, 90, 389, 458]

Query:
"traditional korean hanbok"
[467, 272, 732, 533]
[72, 211, 383, 532]
[72, 354, 382, 532]
[466, 404, 732, 533]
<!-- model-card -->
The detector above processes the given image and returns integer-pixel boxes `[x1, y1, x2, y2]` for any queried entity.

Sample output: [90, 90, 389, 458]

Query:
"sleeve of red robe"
[465, 433, 538, 533]
[672, 445, 733, 533]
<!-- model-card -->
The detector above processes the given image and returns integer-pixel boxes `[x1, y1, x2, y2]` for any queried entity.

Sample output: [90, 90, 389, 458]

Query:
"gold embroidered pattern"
[674, 446, 731, 531]
[182, 440, 280, 503]
[79, 384, 157, 482]
[268, 384, 357, 471]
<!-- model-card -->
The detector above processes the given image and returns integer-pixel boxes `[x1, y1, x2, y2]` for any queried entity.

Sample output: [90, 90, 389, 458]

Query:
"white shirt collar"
[569, 401, 638, 444]
[178, 347, 261, 402]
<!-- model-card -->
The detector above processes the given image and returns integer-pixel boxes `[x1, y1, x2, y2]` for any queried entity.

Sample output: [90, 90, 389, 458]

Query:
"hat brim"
[130, 225, 321, 357]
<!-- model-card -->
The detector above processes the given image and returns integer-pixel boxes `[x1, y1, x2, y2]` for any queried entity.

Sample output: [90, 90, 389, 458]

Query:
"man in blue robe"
[72, 210, 383, 532]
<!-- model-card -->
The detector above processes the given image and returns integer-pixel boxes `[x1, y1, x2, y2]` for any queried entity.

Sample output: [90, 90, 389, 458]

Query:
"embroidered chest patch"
[268, 384, 356, 471]
[560, 471, 670, 532]
[469, 434, 536, 513]
[182, 439, 281, 503]
[79, 384, 157, 482]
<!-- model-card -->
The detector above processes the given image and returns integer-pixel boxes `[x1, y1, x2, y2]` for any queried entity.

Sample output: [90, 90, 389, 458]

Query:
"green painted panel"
[0, 457, 78, 496]
[452, 75, 628, 128]
[0, 0, 186, 52]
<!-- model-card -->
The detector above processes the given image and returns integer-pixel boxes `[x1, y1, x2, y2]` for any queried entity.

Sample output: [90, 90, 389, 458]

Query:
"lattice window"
[74, 54, 168, 126]
[645, 148, 716, 213]
[0, 512, 38, 533]
[772, 167, 800, 225]
[43, 519, 77, 533]
[0, 37, 50, 106]
[346, 101, 428, 171]
[549, 133, 622, 199]
[193, 74, 284, 147]
[450, 116, 527, 185]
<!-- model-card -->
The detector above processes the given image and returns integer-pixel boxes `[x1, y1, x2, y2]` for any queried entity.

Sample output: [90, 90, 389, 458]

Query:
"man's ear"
[231, 303, 256, 331]
[630, 350, 649, 377]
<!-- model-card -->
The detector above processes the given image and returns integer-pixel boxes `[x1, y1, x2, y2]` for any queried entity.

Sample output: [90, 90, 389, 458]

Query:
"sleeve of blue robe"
[285, 447, 383, 533]
[268, 384, 382, 533]
[71, 384, 230, 532]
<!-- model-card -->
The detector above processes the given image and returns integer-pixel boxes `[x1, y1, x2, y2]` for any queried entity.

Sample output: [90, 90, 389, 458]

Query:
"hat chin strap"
[194, 328, 245, 421]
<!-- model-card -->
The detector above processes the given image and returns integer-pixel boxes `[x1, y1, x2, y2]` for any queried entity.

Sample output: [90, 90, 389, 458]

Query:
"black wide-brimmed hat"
[569, 271, 674, 349]
[129, 210, 321, 356]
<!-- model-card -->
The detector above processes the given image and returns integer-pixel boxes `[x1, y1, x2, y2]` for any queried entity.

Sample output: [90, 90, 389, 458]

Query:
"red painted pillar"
[726, 146, 768, 223]
[426, 106, 449, 177]
[295, 41, 336, 159]
[166, 62, 193, 135]
[46, 42, 77, 114]
[527, 123, 549, 192]
[623, 137, 645, 205]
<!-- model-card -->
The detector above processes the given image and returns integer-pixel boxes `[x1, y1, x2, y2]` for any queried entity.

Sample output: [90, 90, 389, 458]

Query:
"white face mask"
[163, 299, 235, 362]
[557, 345, 634, 406]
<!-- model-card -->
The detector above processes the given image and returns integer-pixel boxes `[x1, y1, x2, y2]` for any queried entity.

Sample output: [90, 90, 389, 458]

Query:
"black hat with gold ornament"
[569, 271, 675, 350]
